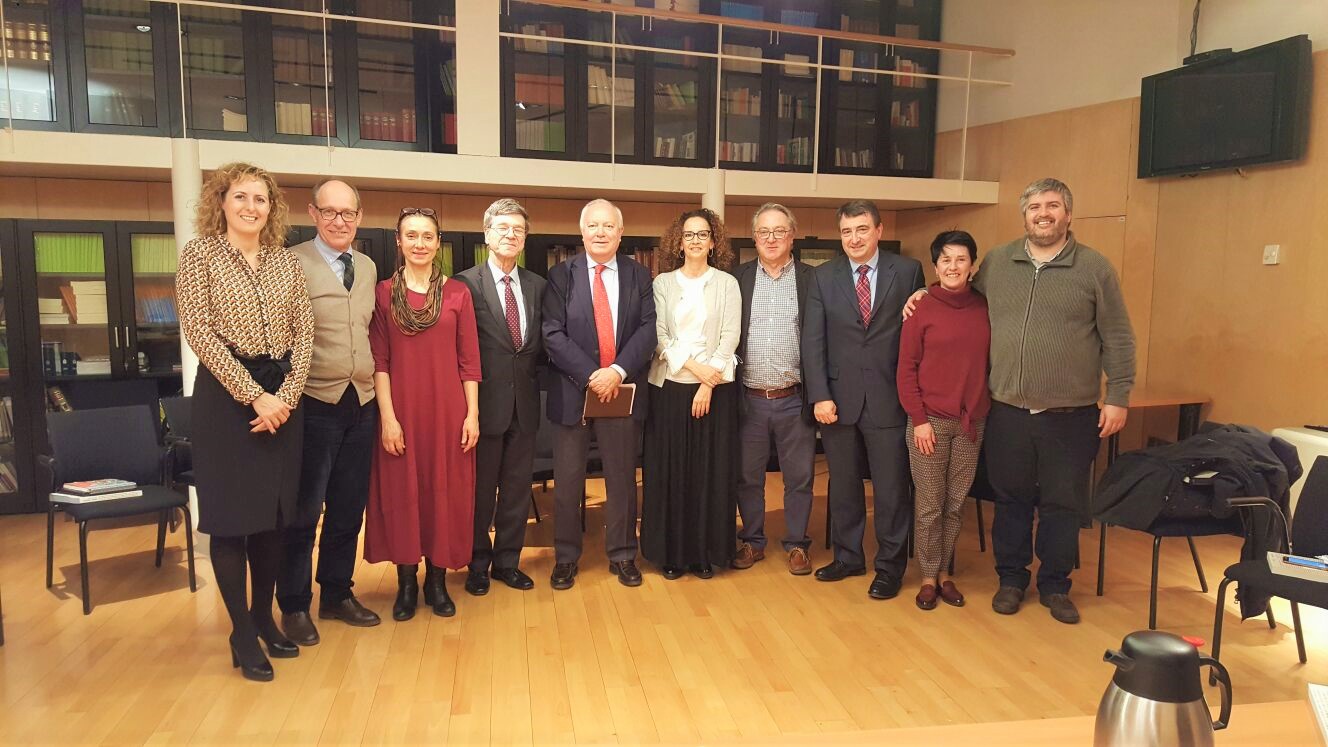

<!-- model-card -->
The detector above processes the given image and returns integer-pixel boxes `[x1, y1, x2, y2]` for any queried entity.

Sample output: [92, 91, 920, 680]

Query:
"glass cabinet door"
[352, 19, 419, 145]
[178, 3, 251, 134]
[31, 231, 116, 379]
[1, 0, 64, 124]
[272, 0, 337, 139]
[0, 228, 19, 505]
[508, 14, 570, 155]
[77, 0, 159, 127]
[125, 231, 179, 376]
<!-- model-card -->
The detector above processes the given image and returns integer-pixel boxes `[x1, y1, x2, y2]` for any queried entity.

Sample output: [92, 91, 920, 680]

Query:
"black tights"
[211, 529, 282, 650]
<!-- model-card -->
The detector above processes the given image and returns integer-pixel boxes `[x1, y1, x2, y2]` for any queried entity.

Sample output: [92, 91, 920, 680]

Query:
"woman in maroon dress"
[366, 207, 481, 619]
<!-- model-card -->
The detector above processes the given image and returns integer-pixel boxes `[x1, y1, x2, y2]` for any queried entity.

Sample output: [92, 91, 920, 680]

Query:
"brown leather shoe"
[731, 542, 765, 570]
[939, 580, 965, 607]
[318, 596, 382, 627]
[281, 611, 320, 646]
[1040, 592, 1081, 624]
[991, 586, 1024, 615]
[786, 547, 812, 576]
[915, 584, 939, 610]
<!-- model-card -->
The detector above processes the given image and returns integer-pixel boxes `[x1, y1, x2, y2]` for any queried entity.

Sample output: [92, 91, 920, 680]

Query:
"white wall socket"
[1262, 244, 1281, 265]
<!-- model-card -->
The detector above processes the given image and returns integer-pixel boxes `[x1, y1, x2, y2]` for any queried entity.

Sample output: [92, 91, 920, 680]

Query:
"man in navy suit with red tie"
[542, 199, 657, 589]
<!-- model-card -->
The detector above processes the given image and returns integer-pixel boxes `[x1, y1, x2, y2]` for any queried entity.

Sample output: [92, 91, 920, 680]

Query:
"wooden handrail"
[514, 0, 1015, 58]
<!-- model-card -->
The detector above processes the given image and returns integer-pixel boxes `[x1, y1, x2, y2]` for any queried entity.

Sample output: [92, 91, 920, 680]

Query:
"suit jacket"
[802, 252, 926, 427]
[455, 261, 546, 435]
[542, 252, 657, 425]
[733, 258, 814, 419]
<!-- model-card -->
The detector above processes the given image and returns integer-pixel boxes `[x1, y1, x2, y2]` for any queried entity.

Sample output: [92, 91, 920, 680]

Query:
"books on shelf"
[782, 53, 811, 77]
[62, 478, 138, 496]
[68, 281, 108, 324]
[894, 58, 930, 88]
[588, 66, 635, 107]
[719, 2, 762, 21]
[0, 461, 17, 492]
[34, 233, 106, 274]
[777, 136, 812, 166]
[835, 147, 875, 169]
[359, 109, 416, 142]
[131, 235, 179, 273]
[891, 99, 921, 128]
[221, 108, 248, 132]
[653, 132, 696, 160]
[778, 92, 809, 119]
[779, 10, 817, 28]
[39, 298, 70, 325]
[652, 80, 695, 110]
[0, 396, 13, 443]
[514, 72, 565, 107]
[51, 488, 144, 504]
[75, 357, 112, 376]
[719, 140, 759, 162]
[276, 102, 335, 136]
[721, 86, 760, 116]
[515, 119, 566, 152]
[722, 44, 763, 74]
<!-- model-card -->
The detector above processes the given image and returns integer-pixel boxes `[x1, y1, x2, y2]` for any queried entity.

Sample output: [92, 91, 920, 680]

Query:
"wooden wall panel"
[33, 179, 153, 220]
[1063, 100, 1133, 219]
[0, 177, 39, 217]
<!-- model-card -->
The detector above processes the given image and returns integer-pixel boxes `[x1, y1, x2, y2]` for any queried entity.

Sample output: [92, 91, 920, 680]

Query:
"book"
[62, 478, 139, 495]
[50, 489, 144, 504]
[582, 383, 637, 422]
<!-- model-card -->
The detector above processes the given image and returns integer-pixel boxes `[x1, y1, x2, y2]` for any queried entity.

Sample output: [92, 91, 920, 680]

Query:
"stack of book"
[51, 479, 143, 504]
[39, 298, 70, 325]
[67, 281, 108, 324]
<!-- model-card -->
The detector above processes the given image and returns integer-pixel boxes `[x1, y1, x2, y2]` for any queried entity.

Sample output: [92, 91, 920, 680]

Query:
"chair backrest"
[160, 396, 192, 440]
[1292, 455, 1328, 556]
[46, 405, 162, 487]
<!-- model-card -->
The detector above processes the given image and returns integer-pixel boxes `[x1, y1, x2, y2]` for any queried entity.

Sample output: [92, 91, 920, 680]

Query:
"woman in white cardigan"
[641, 208, 743, 579]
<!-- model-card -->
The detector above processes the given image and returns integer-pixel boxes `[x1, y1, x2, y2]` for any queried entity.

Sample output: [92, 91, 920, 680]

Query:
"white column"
[702, 168, 725, 218]
[171, 137, 202, 526]
[456, 0, 501, 157]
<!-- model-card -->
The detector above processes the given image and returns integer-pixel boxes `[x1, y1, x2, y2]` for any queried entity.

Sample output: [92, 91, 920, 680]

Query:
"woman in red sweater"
[897, 230, 991, 610]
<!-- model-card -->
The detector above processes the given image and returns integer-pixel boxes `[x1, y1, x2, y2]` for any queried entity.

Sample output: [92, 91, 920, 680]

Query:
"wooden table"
[1107, 390, 1212, 463]
[758, 699, 1322, 745]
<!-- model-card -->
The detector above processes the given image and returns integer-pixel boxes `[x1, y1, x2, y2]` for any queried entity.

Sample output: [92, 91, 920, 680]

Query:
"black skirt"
[192, 365, 303, 537]
[641, 379, 739, 567]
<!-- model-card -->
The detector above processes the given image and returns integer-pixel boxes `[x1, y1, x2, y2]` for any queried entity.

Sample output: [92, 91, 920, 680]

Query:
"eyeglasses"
[754, 228, 791, 241]
[839, 225, 876, 239]
[399, 207, 437, 220]
[682, 230, 713, 242]
[314, 206, 361, 223]
[487, 224, 528, 238]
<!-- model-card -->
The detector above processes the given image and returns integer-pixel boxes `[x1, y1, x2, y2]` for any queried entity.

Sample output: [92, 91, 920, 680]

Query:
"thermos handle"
[1199, 655, 1233, 730]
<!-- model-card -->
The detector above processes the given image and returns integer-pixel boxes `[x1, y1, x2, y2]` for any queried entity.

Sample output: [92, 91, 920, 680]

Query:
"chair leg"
[1096, 523, 1108, 597]
[46, 503, 56, 589]
[975, 499, 986, 552]
[1185, 535, 1207, 592]
[1266, 604, 1277, 629]
[1291, 601, 1307, 663]
[79, 521, 91, 615]
[1149, 535, 1162, 630]
[184, 508, 197, 592]
[1210, 576, 1234, 685]
[155, 510, 167, 568]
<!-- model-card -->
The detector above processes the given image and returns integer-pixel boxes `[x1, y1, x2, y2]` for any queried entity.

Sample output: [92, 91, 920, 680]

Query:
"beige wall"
[902, 51, 1328, 435]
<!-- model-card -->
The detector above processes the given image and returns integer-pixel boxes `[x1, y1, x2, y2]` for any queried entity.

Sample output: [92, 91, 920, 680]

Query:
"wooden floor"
[1, 463, 1324, 745]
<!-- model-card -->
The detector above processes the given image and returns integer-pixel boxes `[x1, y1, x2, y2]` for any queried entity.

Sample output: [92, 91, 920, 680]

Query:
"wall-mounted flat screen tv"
[1138, 35, 1311, 178]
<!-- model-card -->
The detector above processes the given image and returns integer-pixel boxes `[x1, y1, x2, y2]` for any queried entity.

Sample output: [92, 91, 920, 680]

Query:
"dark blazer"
[802, 252, 926, 427]
[542, 251, 657, 426]
[733, 258, 815, 419]
[455, 261, 546, 435]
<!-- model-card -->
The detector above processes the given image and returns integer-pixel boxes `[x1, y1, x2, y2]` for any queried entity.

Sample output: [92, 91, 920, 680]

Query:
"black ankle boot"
[229, 632, 274, 682]
[394, 563, 419, 621]
[424, 561, 455, 617]
[251, 611, 299, 658]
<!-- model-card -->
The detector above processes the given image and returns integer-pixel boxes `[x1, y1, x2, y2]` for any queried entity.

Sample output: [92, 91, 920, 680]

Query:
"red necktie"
[592, 264, 616, 367]
[856, 264, 872, 329]
[501, 275, 522, 349]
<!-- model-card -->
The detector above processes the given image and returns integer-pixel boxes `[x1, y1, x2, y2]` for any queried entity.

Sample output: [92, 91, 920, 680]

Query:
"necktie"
[338, 252, 354, 292]
[592, 264, 616, 367]
[856, 264, 872, 329]
[501, 275, 522, 349]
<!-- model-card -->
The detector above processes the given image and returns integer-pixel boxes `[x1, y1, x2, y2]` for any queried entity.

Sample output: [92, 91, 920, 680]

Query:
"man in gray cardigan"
[279, 178, 381, 645]
[978, 178, 1135, 624]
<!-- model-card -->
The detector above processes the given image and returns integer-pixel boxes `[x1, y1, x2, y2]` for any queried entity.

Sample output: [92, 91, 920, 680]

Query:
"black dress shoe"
[281, 611, 320, 647]
[867, 571, 902, 600]
[318, 596, 382, 627]
[465, 568, 491, 596]
[550, 562, 578, 590]
[393, 564, 419, 621]
[689, 563, 714, 579]
[492, 567, 535, 590]
[814, 560, 867, 582]
[252, 613, 299, 658]
[229, 633, 274, 682]
[424, 563, 456, 617]
[661, 565, 685, 580]
[608, 560, 643, 587]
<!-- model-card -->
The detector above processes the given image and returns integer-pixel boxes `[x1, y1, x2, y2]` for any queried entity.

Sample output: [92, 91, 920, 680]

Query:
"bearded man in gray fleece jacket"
[978, 177, 1135, 625]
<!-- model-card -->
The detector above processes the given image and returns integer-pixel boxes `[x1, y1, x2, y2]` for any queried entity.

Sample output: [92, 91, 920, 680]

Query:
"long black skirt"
[641, 379, 739, 567]
[192, 365, 303, 537]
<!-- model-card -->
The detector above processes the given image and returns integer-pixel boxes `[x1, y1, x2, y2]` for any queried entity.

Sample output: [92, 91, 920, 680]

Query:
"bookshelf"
[1, 0, 67, 128]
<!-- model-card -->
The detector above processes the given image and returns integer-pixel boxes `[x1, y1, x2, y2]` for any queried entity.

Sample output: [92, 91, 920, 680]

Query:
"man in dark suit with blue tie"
[803, 199, 926, 600]
[542, 199, 657, 589]
[455, 199, 545, 599]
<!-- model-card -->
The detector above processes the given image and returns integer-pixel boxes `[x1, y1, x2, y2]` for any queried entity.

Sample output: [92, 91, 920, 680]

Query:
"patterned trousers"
[905, 416, 986, 579]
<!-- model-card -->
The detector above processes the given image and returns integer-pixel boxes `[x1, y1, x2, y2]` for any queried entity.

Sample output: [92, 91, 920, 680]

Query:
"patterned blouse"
[176, 234, 315, 407]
